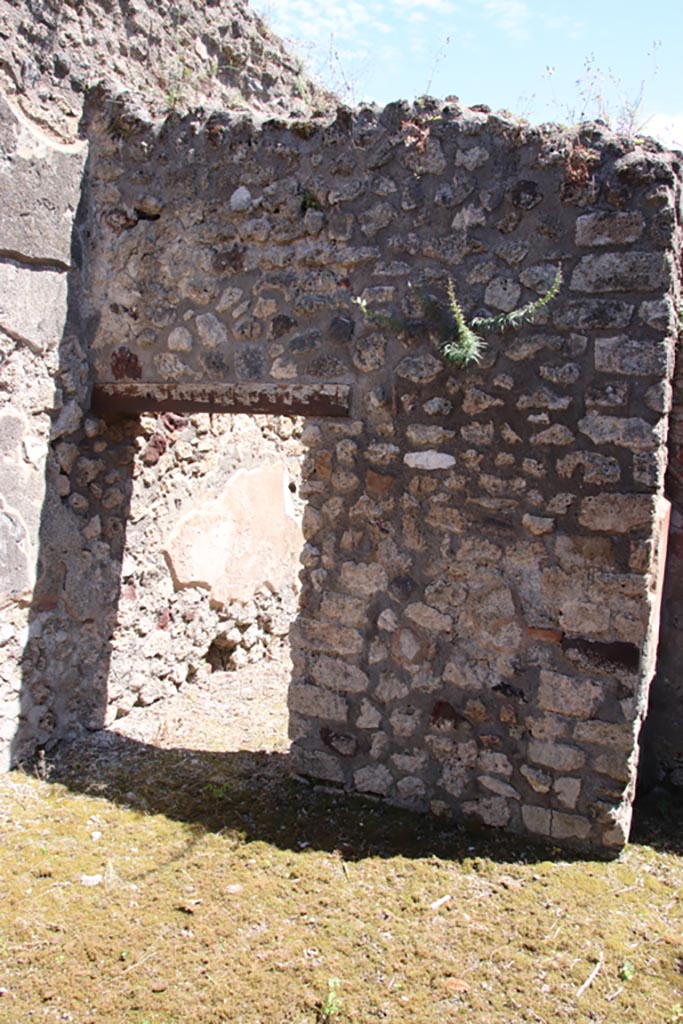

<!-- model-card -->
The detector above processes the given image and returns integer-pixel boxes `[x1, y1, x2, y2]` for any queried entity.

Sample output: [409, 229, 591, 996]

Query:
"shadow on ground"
[18, 729, 683, 865]
[631, 784, 683, 855]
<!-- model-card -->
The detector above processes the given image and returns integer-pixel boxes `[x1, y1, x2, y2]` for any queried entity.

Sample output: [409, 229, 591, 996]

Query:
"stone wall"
[0, 93, 306, 764]
[0, 92, 87, 769]
[643, 314, 683, 786]
[2, 0, 683, 851]
[1, 0, 332, 142]
[65, 92, 680, 852]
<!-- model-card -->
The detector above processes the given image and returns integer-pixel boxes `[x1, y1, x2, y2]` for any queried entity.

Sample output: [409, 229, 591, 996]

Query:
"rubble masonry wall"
[2, 86, 682, 852]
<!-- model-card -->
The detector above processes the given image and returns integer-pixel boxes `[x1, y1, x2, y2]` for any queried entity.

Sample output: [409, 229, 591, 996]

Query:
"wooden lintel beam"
[91, 382, 352, 419]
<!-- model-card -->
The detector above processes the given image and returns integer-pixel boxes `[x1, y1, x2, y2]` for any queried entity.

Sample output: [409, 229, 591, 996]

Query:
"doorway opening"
[104, 409, 307, 757]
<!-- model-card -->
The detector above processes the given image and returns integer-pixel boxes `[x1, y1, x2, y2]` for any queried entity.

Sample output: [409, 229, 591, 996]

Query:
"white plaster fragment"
[403, 451, 456, 470]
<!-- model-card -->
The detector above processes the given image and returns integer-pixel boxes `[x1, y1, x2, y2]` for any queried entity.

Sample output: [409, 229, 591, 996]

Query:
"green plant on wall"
[355, 266, 562, 369]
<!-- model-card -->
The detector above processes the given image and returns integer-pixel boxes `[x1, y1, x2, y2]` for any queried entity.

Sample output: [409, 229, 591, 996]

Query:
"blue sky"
[254, 0, 683, 148]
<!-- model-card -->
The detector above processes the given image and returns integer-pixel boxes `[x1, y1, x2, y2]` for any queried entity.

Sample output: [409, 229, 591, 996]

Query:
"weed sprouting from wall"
[355, 266, 563, 369]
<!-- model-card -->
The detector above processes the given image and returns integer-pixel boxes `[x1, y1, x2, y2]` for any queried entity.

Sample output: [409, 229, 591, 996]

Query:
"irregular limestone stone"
[195, 313, 228, 348]
[354, 764, 393, 795]
[520, 765, 552, 793]
[554, 777, 581, 809]
[530, 424, 574, 446]
[377, 608, 399, 632]
[297, 619, 364, 656]
[539, 362, 581, 385]
[479, 752, 513, 777]
[463, 796, 511, 826]
[309, 656, 369, 693]
[594, 336, 672, 376]
[479, 776, 520, 800]
[289, 683, 348, 722]
[320, 591, 367, 628]
[0, 263, 68, 354]
[484, 277, 521, 311]
[406, 425, 456, 446]
[403, 451, 456, 470]
[461, 388, 503, 415]
[517, 388, 571, 411]
[390, 705, 421, 737]
[575, 211, 644, 247]
[573, 721, 635, 749]
[366, 443, 400, 466]
[522, 514, 555, 536]
[553, 299, 634, 330]
[395, 354, 443, 384]
[578, 494, 658, 534]
[357, 700, 382, 729]
[396, 775, 426, 801]
[376, 673, 410, 703]
[550, 812, 591, 840]
[521, 805, 552, 835]
[537, 671, 604, 720]
[404, 602, 452, 632]
[570, 253, 668, 292]
[339, 561, 388, 596]
[528, 740, 585, 772]
[291, 748, 345, 783]
[556, 451, 620, 485]
[578, 412, 663, 452]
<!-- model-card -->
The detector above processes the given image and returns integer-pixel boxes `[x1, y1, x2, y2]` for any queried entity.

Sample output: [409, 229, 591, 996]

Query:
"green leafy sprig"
[440, 265, 563, 368]
[439, 278, 487, 367]
[355, 266, 563, 370]
[472, 265, 563, 335]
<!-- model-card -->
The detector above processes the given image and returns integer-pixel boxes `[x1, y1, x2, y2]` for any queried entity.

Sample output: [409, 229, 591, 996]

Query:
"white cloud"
[263, 0, 395, 47]
[644, 112, 683, 150]
[483, 0, 530, 40]
[541, 13, 583, 39]
[390, 0, 458, 13]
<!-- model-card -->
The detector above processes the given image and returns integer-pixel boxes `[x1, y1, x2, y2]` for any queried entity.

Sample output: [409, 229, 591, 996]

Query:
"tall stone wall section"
[0, 93, 87, 768]
[0, 90, 307, 764]
[73, 95, 681, 852]
[1, 0, 330, 769]
[645, 310, 683, 784]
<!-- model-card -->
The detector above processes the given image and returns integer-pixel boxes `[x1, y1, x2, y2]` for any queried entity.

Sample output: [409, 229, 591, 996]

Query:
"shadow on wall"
[10, 174, 311, 763]
[12, 176, 136, 765]
[640, 346, 683, 789]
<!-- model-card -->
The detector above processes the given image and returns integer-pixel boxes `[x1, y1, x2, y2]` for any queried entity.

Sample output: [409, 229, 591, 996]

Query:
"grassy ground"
[1, 731, 682, 1024]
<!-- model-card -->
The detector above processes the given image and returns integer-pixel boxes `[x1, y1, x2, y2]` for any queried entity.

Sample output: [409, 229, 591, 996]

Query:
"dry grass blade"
[576, 952, 604, 997]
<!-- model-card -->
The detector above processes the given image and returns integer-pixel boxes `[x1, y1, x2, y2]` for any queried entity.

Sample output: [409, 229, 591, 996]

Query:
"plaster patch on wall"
[163, 461, 303, 606]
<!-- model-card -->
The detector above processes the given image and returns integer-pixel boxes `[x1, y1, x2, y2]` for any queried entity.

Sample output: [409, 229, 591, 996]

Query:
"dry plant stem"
[576, 951, 604, 997]
[121, 949, 159, 974]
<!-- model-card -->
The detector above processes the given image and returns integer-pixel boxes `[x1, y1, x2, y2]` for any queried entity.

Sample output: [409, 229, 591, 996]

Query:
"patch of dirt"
[110, 639, 293, 753]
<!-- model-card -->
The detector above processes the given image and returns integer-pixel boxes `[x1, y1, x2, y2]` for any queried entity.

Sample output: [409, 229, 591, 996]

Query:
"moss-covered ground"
[1, 731, 682, 1024]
